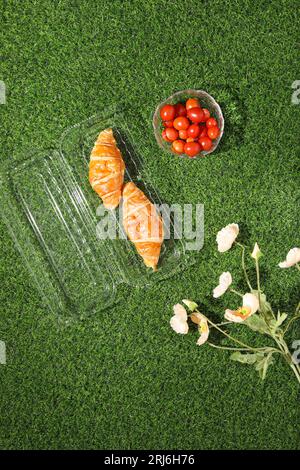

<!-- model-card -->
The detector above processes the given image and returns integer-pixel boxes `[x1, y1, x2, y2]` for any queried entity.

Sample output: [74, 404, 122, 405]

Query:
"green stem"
[202, 312, 275, 353]
[208, 342, 281, 355]
[283, 301, 300, 335]
[255, 257, 261, 310]
[230, 289, 243, 298]
[296, 264, 300, 272]
[208, 342, 253, 352]
[236, 242, 252, 291]
[274, 336, 300, 384]
[214, 321, 232, 327]
[280, 338, 300, 378]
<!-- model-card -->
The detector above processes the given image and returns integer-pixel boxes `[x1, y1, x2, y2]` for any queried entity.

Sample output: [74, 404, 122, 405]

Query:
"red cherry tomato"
[207, 126, 220, 140]
[172, 139, 185, 154]
[165, 127, 179, 142]
[174, 103, 187, 117]
[198, 125, 207, 138]
[162, 129, 171, 142]
[184, 141, 201, 157]
[202, 108, 210, 121]
[199, 136, 213, 151]
[163, 119, 174, 128]
[186, 137, 194, 142]
[160, 104, 176, 121]
[187, 107, 205, 123]
[206, 117, 218, 128]
[179, 129, 188, 140]
[187, 124, 200, 138]
[186, 98, 200, 110]
[173, 116, 190, 131]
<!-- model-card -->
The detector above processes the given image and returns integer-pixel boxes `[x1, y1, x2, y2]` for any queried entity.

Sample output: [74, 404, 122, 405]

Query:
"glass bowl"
[153, 89, 224, 158]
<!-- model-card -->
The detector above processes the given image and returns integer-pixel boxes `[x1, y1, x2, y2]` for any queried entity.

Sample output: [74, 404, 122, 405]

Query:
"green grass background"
[0, 0, 300, 450]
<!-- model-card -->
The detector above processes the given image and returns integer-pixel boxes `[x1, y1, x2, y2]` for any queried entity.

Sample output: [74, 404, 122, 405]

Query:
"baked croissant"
[89, 128, 125, 210]
[122, 182, 164, 271]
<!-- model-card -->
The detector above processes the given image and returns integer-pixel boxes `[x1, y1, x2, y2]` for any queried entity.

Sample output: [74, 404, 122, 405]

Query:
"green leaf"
[276, 311, 288, 327]
[182, 299, 198, 312]
[251, 290, 274, 320]
[254, 352, 274, 380]
[230, 351, 264, 364]
[230, 351, 274, 381]
[245, 314, 269, 334]
[269, 311, 288, 334]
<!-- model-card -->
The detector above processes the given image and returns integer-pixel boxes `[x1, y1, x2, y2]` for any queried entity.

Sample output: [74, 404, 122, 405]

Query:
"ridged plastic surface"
[0, 109, 194, 316]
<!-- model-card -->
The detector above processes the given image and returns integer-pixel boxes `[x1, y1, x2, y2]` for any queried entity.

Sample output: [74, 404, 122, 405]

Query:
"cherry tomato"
[165, 127, 179, 142]
[198, 125, 207, 138]
[207, 126, 220, 140]
[184, 141, 201, 157]
[186, 98, 200, 110]
[199, 136, 213, 151]
[163, 119, 174, 128]
[173, 116, 190, 131]
[162, 129, 171, 142]
[186, 137, 195, 142]
[202, 108, 210, 121]
[174, 103, 187, 117]
[187, 107, 205, 123]
[179, 129, 188, 140]
[160, 104, 176, 121]
[172, 139, 185, 154]
[187, 124, 200, 138]
[206, 117, 218, 128]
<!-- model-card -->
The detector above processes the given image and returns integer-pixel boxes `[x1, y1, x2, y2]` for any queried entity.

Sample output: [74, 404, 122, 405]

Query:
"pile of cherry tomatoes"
[160, 97, 220, 158]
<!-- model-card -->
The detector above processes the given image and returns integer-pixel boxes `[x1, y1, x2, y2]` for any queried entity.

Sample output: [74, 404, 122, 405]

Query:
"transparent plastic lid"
[0, 108, 195, 316]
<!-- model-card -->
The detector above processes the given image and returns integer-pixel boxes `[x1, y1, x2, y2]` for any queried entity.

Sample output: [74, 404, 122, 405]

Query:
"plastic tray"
[0, 108, 196, 317]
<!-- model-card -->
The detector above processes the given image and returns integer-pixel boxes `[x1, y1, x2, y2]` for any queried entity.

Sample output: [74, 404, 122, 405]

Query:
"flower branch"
[169, 223, 300, 385]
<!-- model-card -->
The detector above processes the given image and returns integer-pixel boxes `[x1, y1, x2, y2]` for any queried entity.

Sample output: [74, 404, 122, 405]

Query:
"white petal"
[251, 242, 262, 260]
[213, 272, 232, 298]
[196, 316, 209, 345]
[278, 248, 300, 268]
[213, 285, 226, 298]
[216, 224, 239, 253]
[224, 309, 244, 323]
[170, 315, 189, 334]
[197, 329, 209, 345]
[242, 292, 259, 314]
[173, 303, 188, 321]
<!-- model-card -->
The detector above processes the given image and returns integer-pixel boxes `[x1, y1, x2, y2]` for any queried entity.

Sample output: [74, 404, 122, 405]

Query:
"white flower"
[195, 313, 209, 346]
[213, 272, 232, 298]
[170, 304, 188, 334]
[224, 292, 259, 323]
[278, 248, 300, 268]
[251, 242, 262, 260]
[173, 303, 188, 320]
[182, 299, 198, 311]
[224, 309, 245, 323]
[242, 293, 259, 314]
[216, 223, 239, 252]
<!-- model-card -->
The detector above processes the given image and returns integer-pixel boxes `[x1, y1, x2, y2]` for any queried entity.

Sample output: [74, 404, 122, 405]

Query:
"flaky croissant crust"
[122, 182, 164, 271]
[89, 128, 125, 210]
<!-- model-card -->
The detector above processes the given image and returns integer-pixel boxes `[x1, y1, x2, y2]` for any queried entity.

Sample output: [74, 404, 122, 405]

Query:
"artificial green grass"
[0, 0, 299, 450]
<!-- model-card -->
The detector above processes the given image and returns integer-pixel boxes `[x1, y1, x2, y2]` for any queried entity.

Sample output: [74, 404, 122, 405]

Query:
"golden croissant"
[89, 128, 125, 210]
[122, 182, 164, 271]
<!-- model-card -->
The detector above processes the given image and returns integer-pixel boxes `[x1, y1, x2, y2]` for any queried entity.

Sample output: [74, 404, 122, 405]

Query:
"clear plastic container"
[153, 89, 224, 158]
[0, 108, 196, 317]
